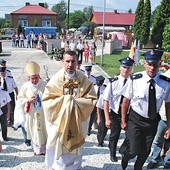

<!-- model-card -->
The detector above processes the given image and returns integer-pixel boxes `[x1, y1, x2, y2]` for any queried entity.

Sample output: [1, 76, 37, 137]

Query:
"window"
[42, 20, 51, 27]
[18, 20, 28, 27]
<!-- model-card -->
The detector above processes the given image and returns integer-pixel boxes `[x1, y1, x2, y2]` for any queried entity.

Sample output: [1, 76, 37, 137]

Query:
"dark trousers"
[124, 108, 160, 170]
[88, 107, 97, 133]
[109, 111, 121, 157]
[9, 92, 15, 124]
[0, 105, 8, 139]
[77, 50, 83, 63]
[97, 109, 108, 145]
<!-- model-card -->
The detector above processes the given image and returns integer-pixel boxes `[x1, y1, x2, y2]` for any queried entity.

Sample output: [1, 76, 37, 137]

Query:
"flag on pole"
[129, 40, 136, 60]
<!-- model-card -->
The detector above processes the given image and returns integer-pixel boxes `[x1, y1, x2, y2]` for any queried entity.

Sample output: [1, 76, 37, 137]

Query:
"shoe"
[147, 161, 158, 169]
[3, 138, 9, 141]
[98, 143, 104, 147]
[87, 131, 91, 136]
[164, 163, 170, 169]
[121, 155, 128, 170]
[25, 142, 31, 146]
[110, 156, 118, 162]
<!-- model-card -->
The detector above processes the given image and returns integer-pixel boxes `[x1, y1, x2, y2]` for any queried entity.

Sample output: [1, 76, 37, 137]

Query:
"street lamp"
[101, 0, 106, 66]
[67, 0, 70, 30]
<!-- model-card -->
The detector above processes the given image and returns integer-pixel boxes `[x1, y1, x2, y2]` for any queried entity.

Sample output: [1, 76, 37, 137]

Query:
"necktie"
[97, 86, 100, 99]
[148, 79, 157, 119]
[119, 78, 127, 113]
[3, 78, 7, 91]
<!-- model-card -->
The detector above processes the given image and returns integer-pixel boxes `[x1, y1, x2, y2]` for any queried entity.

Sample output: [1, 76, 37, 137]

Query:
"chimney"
[114, 10, 118, 13]
[39, 3, 45, 7]
[25, 2, 30, 6]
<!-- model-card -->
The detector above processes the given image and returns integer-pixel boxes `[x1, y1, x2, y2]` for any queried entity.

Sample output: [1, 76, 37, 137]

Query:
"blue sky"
[0, 0, 161, 18]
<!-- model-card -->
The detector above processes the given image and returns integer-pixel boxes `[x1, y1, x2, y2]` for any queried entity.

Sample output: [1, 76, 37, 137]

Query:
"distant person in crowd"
[90, 42, 97, 65]
[26, 32, 32, 48]
[43, 33, 48, 41]
[95, 75, 108, 147]
[38, 33, 45, 50]
[69, 38, 76, 51]
[120, 50, 170, 170]
[84, 41, 90, 64]
[76, 38, 84, 63]
[15, 34, 19, 47]
[34, 35, 38, 48]
[16, 61, 47, 155]
[61, 38, 65, 49]
[103, 57, 134, 163]
[64, 40, 70, 52]
[0, 64, 18, 126]
[60, 38, 65, 58]
[30, 32, 35, 48]
[0, 69, 11, 141]
[147, 69, 170, 169]
[11, 33, 16, 47]
[42, 50, 97, 170]
[19, 32, 25, 48]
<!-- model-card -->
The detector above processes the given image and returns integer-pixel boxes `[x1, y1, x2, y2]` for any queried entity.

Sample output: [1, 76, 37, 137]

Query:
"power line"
[0, 3, 136, 13]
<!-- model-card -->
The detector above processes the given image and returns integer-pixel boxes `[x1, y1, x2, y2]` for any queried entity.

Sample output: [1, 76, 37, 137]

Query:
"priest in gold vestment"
[42, 50, 97, 170]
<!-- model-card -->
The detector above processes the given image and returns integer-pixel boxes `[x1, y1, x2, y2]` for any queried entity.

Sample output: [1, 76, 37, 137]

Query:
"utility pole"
[101, 0, 106, 66]
[67, 0, 70, 30]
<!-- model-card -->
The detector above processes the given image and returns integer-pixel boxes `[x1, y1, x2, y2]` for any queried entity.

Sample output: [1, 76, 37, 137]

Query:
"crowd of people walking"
[0, 44, 170, 170]
[59, 37, 97, 65]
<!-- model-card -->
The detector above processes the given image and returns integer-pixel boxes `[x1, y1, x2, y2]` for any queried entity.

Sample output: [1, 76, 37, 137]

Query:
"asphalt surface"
[0, 40, 164, 170]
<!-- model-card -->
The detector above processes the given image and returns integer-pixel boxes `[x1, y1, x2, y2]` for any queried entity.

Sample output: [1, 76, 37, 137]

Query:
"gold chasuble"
[42, 68, 97, 156]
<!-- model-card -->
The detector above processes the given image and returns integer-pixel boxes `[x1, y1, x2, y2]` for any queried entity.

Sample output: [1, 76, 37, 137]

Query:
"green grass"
[95, 50, 145, 77]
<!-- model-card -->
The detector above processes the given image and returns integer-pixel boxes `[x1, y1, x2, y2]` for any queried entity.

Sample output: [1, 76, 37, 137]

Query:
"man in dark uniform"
[121, 49, 170, 170]
[103, 57, 134, 162]
[95, 75, 108, 147]
[0, 66, 18, 126]
[0, 68, 11, 141]
[84, 65, 97, 136]
[0, 59, 12, 76]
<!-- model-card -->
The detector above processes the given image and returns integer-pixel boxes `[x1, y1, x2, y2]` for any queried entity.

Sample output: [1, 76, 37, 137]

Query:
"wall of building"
[11, 14, 57, 28]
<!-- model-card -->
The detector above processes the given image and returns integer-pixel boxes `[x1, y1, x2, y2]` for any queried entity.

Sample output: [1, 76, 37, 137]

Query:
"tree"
[17, 24, 22, 35]
[151, 5, 159, 24]
[0, 18, 12, 28]
[51, 0, 67, 30]
[162, 19, 170, 51]
[151, 0, 170, 48]
[82, 21, 97, 38]
[44, 2, 49, 9]
[140, 0, 151, 45]
[65, 10, 86, 29]
[83, 6, 94, 20]
[128, 8, 132, 13]
[33, 19, 38, 27]
[133, 0, 144, 41]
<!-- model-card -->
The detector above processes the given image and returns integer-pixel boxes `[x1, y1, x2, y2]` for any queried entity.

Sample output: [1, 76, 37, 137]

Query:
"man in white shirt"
[121, 50, 170, 170]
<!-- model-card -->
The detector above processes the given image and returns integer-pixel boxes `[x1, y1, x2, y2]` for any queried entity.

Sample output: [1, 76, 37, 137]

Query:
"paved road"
[0, 40, 163, 170]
